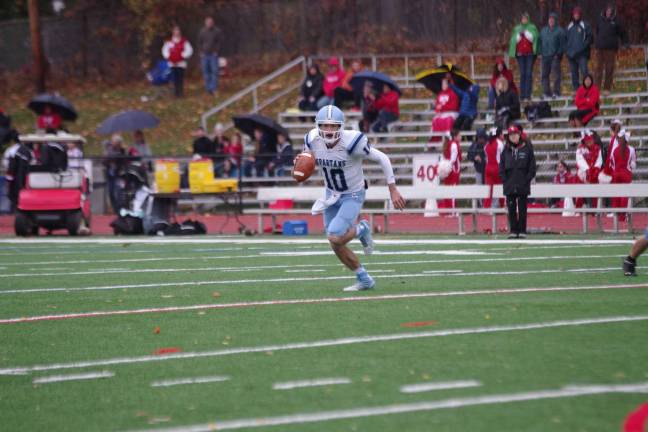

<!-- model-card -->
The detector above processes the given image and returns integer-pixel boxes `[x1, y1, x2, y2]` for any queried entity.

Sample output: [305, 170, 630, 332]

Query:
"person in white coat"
[162, 26, 193, 97]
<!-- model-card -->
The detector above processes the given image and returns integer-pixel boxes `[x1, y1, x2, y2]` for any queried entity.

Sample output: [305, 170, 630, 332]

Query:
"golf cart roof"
[18, 132, 86, 143]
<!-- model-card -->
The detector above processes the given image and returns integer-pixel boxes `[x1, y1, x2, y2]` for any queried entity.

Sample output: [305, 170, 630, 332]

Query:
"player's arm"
[366, 146, 406, 210]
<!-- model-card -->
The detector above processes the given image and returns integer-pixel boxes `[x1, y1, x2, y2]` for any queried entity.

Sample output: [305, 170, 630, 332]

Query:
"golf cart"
[14, 132, 91, 236]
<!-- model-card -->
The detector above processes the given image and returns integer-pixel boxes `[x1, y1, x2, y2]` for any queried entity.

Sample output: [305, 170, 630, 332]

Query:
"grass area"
[1, 236, 647, 431]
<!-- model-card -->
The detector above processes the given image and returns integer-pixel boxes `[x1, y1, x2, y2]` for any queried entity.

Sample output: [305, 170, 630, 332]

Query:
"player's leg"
[623, 228, 648, 276]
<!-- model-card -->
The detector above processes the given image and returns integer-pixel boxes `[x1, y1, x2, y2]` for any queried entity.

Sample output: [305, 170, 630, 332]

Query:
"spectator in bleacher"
[431, 78, 459, 142]
[360, 81, 379, 133]
[607, 129, 636, 221]
[192, 126, 215, 159]
[606, 118, 623, 160]
[198, 16, 223, 96]
[539, 12, 566, 98]
[103, 134, 127, 214]
[334, 59, 365, 109]
[576, 130, 603, 187]
[495, 77, 521, 129]
[566, 6, 593, 91]
[550, 159, 575, 208]
[318, 57, 346, 109]
[222, 132, 243, 178]
[488, 59, 517, 111]
[499, 124, 536, 239]
[129, 130, 153, 171]
[484, 127, 505, 208]
[569, 73, 600, 127]
[244, 128, 276, 177]
[438, 129, 462, 209]
[451, 82, 480, 131]
[162, 25, 194, 98]
[267, 133, 294, 177]
[298, 64, 324, 112]
[37, 105, 62, 131]
[467, 128, 487, 185]
[594, 4, 629, 95]
[66, 141, 84, 170]
[508, 12, 539, 102]
[367, 83, 400, 133]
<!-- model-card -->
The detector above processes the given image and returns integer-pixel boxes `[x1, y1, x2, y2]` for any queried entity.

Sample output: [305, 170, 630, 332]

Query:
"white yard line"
[284, 269, 326, 273]
[399, 380, 482, 394]
[32, 371, 114, 384]
[272, 378, 351, 390]
[150, 375, 230, 388]
[123, 382, 648, 431]
[1, 314, 647, 376]
[2, 282, 646, 325]
[261, 250, 494, 256]
[0, 266, 628, 295]
[0, 238, 635, 245]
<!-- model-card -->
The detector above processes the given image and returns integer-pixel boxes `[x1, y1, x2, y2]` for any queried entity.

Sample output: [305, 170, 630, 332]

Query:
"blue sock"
[355, 266, 366, 275]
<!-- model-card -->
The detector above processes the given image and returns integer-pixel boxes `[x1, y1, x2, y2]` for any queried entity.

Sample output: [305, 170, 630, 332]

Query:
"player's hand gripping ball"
[292, 153, 315, 182]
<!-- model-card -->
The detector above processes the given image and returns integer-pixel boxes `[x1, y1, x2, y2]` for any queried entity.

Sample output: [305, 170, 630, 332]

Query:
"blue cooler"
[283, 220, 308, 236]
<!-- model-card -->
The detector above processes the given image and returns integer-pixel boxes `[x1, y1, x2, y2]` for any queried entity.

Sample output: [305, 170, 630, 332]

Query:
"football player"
[298, 105, 405, 291]
[623, 228, 648, 276]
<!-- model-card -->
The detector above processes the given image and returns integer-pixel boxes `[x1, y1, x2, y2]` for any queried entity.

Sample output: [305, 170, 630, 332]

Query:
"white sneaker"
[357, 220, 374, 255]
[343, 271, 375, 291]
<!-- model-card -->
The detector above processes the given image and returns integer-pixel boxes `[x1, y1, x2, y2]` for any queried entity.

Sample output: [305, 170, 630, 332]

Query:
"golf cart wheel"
[14, 211, 33, 237]
[66, 210, 82, 236]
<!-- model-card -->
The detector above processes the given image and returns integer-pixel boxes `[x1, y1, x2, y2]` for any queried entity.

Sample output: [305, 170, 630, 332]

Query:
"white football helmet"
[316, 105, 344, 145]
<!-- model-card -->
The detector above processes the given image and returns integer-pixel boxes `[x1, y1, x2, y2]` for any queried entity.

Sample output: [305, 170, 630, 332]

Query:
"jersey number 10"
[322, 167, 348, 192]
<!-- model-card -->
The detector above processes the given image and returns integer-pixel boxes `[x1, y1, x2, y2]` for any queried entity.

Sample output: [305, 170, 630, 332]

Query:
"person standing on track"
[299, 105, 406, 291]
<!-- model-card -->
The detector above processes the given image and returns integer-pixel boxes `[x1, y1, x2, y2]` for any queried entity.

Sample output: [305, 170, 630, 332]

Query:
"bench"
[245, 183, 648, 235]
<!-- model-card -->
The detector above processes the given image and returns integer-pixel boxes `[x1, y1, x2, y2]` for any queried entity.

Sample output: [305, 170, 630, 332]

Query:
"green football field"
[1, 236, 647, 432]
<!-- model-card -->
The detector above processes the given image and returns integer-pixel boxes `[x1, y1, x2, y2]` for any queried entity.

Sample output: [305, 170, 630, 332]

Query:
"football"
[292, 152, 315, 182]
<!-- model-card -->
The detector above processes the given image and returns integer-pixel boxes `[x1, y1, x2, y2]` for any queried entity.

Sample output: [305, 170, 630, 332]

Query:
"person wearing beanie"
[566, 6, 593, 90]
[508, 12, 540, 101]
[539, 12, 566, 98]
[594, 4, 629, 94]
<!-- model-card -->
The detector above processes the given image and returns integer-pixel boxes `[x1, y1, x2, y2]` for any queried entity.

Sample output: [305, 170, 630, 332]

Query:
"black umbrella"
[232, 114, 289, 139]
[27, 93, 78, 121]
[350, 71, 402, 95]
[415, 63, 474, 94]
[96, 110, 159, 135]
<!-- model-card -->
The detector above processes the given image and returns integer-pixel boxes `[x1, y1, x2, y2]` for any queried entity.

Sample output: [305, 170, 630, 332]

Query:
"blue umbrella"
[96, 110, 159, 135]
[350, 71, 402, 96]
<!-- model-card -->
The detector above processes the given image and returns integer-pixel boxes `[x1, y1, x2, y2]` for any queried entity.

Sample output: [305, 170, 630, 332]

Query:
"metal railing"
[200, 56, 308, 131]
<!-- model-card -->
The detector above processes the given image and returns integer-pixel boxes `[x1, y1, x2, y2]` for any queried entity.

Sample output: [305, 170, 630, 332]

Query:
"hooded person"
[566, 6, 593, 90]
[575, 129, 603, 184]
[508, 12, 539, 101]
[594, 4, 629, 93]
[569, 73, 600, 126]
[299, 63, 324, 112]
[539, 12, 566, 98]
[499, 124, 536, 238]
[467, 128, 487, 185]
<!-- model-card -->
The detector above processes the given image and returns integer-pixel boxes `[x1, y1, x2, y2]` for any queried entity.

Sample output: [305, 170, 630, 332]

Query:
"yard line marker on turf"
[3, 282, 645, 325]
[399, 380, 482, 394]
[2, 314, 648, 375]
[150, 375, 230, 388]
[0, 265, 632, 295]
[121, 382, 648, 432]
[272, 378, 351, 390]
[32, 371, 114, 384]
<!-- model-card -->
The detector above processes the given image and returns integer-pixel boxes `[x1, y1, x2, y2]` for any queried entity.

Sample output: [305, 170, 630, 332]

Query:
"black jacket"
[301, 70, 324, 101]
[192, 136, 215, 157]
[495, 89, 521, 120]
[595, 10, 628, 50]
[467, 137, 486, 174]
[499, 140, 536, 196]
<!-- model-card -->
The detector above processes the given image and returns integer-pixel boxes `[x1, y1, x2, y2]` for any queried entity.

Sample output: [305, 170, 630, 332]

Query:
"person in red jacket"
[438, 129, 462, 209]
[607, 129, 636, 221]
[162, 25, 194, 97]
[483, 127, 505, 208]
[222, 132, 243, 178]
[431, 78, 459, 142]
[317, 57, 346, 109]
[575, 130, 602, 208]
[36, 105, 62, 131]
[569, 73, 600, 127]
[488, 59, 518, 109]
[367, 84, 400, 132]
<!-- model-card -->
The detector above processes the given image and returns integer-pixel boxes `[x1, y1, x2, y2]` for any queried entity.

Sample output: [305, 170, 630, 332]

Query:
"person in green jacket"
[508, 12, 539, 102]
[539, 12, 566, 98]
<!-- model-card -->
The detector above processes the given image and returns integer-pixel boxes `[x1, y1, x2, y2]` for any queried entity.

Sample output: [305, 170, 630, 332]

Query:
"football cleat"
[507, 233, 519, 239]
[343, 271, 375, 292]
[357, 220, 374, 255]
[623, 257, 637, 276]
